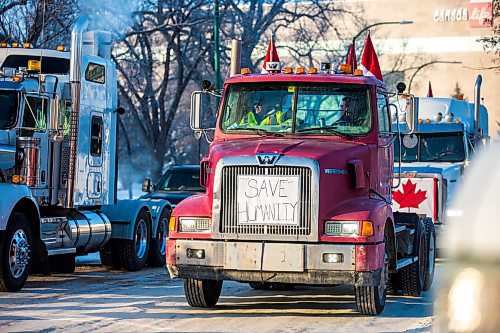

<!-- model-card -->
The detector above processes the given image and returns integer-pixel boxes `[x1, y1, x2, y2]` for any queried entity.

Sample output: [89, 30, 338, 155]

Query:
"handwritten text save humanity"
[237, 176, 300, 225]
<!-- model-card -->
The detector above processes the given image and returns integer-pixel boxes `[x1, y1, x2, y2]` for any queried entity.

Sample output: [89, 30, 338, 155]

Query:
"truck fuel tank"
[63, 210, 111, 254]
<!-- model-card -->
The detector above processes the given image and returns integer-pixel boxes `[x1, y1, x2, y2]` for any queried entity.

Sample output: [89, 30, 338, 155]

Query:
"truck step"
[394, 225, 415, 235]
[48, 248, 76, 256]
[395, 256, 418, 270]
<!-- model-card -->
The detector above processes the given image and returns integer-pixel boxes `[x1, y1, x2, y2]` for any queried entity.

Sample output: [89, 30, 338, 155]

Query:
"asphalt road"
[0, 258, 440, 332]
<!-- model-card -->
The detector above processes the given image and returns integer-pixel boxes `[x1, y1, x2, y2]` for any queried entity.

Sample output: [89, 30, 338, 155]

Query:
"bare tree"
[219, 0, 350, 72]
[0, 0, 78, 47]
[478, 0, 500, 70]
[114, 0, 213, 180]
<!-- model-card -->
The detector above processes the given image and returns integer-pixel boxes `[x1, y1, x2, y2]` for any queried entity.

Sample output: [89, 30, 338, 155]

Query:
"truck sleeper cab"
[167, 72, 435, 315]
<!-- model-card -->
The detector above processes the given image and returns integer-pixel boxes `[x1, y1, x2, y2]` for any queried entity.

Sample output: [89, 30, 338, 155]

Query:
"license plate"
[237, 175, 300, 225]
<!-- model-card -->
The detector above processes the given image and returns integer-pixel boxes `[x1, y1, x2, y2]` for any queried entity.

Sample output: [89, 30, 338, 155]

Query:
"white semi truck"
[0, 16, 172, 291]
[392, 76, 488, 249]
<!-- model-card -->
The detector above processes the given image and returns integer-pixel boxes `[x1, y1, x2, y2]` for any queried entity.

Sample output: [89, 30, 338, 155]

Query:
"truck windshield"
[0, 91, 19, 129]
[395, 132, 465, 163]
[220, 83, 371, 136]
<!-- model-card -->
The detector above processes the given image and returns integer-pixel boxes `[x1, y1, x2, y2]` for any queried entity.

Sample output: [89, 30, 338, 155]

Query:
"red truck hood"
[210, 137, 368, 163]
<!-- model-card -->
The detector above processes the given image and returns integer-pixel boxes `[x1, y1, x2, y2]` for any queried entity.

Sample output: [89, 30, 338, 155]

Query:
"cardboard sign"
[237, 175, 300, 225]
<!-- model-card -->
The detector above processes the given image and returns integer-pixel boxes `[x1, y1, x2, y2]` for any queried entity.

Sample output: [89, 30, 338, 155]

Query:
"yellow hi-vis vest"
[240, 110, 284, 126]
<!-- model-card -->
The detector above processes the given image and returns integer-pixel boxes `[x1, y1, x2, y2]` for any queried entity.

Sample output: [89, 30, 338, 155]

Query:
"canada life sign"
[469, 0, 493, 28]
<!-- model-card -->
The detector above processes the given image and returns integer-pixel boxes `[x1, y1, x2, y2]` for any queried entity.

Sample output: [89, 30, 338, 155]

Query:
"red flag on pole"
[346, 44, 357, 70]
[359, 34, 383, 82]
[427, 81, 434, 97]
[262, 35, 280, 74]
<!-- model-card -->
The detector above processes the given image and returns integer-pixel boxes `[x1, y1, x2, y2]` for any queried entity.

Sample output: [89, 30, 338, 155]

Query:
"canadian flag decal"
[392, 178, 437, 221]
[393, 180, 427, 209]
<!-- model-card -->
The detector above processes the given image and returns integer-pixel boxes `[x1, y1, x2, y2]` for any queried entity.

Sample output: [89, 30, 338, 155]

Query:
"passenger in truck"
[239, 97, 284, 126]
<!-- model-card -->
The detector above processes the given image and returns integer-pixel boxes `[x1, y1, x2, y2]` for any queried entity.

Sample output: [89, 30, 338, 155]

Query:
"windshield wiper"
[243, 127, 284, 137]
[296, 126, 352, 139]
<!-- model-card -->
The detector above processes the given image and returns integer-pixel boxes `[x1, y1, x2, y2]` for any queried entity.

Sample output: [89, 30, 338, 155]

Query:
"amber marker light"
[308, 67, 318, 74]
[28, 60, 41, 71]
[12, 175, 20, 184]
[426, 119, 431, 124]
[339, 64, 353, 74]
[11, 42, 20, 48]
[353, 69, 363, 76]
[361, 221, 374, 236]
[12, 76, 22, 82]
[23, 43, 32, 48]
[418, 119, 423, 124]
[455, 119, 460, 124]
[296, 67, 306, 74]
[283, 67, 293, 74]
[56, 45, 66, 51]
[169, 216, 177, 232]
[241, 68, 251, 75]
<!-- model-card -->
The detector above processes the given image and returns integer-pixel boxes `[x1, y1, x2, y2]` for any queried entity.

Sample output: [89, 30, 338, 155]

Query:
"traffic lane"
[0, 264, 437, 332]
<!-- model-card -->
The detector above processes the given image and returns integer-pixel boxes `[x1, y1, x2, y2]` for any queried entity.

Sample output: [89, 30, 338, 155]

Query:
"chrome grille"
[220, 165, 312, 236]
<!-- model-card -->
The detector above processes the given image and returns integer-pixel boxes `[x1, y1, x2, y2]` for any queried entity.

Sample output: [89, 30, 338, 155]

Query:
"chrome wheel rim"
[159, 218, 168, 256]
[135, 219, 148, 259]
[428, 231, 436, 277]
[9, 229, 30, 279]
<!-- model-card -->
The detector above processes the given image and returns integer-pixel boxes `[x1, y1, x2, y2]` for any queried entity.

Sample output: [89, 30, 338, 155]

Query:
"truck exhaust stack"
[66, 15, 89, 208]
[230, 39, 241, 77]
[474, 74, 483, 142]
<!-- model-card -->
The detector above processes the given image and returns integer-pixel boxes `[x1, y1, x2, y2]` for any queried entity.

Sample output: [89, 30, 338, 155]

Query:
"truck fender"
[139, 198, 173, 239]
[0, 184, 40, 232]
[325, 197, 393, 243]
[101, 200, 153, 240]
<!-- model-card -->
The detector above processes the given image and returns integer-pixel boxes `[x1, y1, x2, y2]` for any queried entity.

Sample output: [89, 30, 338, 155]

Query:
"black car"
[142, 165, 204, 208]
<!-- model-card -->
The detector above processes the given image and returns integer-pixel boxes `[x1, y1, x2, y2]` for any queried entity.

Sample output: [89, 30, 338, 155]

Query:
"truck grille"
[220, 165, 312, 236]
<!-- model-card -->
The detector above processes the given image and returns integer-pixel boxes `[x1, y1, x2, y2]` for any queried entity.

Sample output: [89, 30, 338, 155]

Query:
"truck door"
[377, 91, 393, 199]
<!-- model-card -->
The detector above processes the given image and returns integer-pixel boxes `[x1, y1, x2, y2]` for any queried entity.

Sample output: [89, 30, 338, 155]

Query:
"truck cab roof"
[225, 72, 385, 88]
[0, 48, 70, 75]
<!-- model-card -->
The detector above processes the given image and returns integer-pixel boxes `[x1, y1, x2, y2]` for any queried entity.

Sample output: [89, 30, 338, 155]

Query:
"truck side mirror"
[405, 96, 419, 134]
[190, 91, 203, 132]
[48, 97, 64, 142]
[142, 178, 153, 193]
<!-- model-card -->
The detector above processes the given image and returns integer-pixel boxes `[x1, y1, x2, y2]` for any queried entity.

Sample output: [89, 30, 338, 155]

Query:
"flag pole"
[214, 0, 221, 108]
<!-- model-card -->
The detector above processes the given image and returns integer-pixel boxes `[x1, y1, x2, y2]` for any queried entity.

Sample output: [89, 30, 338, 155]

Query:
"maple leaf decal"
[393, 180, 427, 209]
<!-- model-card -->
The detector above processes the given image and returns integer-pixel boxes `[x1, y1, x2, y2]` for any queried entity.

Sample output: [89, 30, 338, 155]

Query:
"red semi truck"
[166, 59, 435, 315]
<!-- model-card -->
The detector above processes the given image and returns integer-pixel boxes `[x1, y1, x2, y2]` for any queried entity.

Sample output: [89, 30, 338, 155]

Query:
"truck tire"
[49, 253, 76, 274]
[99, 241, 121, 270]
[114, 209, 151, 271]
[423, 218, 436, 291]
[354, 241, 389, 315]
[184, 278, 223, 308]
[249, 282, 271, 290]
[147, 207, 170, 267]
[400, 219, 427, 296]
[0, 212, 33, 292]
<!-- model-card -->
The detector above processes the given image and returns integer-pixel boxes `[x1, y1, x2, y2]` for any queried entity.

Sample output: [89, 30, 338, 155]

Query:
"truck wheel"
[0, 213, 33, 292]
[147, 208, 170, 267]
[355, 249, 388, 315]
[400, 219, 427, 296]
[49, 253, 76, 274]
[249, 282, 271, 290]
[114, 210, 150, 271]
[423, 218, 436, 291]
[99, 241, 121, 270]
[184, 278, 223, 307]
